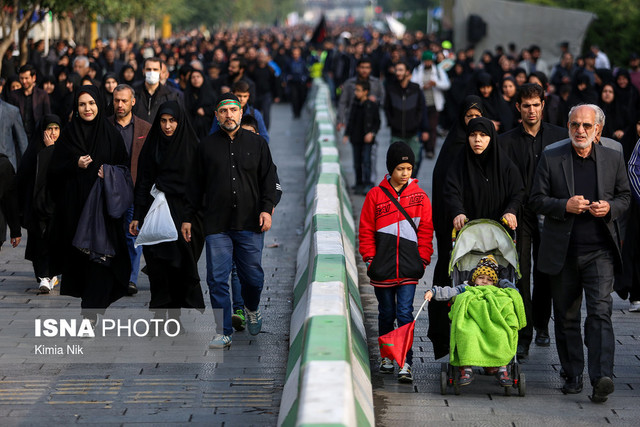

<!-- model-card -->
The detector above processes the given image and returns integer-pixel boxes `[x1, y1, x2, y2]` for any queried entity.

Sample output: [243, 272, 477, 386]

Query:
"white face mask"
[145, 71, 160, 85]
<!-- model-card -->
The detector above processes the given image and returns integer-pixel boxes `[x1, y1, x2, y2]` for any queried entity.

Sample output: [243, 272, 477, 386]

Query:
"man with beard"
[530, 104, 630, 403]
[498, 83, 567, 361]
[109, 84, 151, 295]
[220, 57, 256, 106]
[337, 57, 384, 131]
[8, 64, 51, 141]
[182, 93, 277, 349]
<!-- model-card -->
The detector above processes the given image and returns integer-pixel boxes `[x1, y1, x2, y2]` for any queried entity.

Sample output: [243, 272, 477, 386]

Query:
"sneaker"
[458, 367, 474, 386]
[398, 363, 413, 383]
[50, 276, 59, 288]
[495, 368, 513, 387]
[208, 334, 232, 349]
[590, 376, 614, 403]
[127, 282, 138, 296]
[38, 277, 52, 293]
[245, 307, 262, 335]
[379, 357, 394, 374]
[629, 301, 640, 312]
[232, 309, 246, 331]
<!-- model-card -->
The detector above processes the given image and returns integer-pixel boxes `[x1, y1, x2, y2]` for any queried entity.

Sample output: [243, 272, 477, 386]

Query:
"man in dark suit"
[8, 64, 51, 141]
[499, 83, 568, 359]
[530, 104, 630, 403]
[109, 83, 152, 296]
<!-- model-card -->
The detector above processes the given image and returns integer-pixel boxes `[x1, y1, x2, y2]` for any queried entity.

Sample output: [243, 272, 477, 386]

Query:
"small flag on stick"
[378, 299, 428, 366]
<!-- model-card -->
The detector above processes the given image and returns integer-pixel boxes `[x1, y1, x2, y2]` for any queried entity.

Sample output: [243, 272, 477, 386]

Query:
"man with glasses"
[530, 104, 630, 403]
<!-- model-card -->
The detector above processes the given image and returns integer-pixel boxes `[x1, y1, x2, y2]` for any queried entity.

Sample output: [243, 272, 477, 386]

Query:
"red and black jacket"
[359, 176, 434, 287]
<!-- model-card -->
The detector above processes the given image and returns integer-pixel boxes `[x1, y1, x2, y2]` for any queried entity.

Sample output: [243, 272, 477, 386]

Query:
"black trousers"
[550, 248, 615, 383]
[516, 219, 552, 347]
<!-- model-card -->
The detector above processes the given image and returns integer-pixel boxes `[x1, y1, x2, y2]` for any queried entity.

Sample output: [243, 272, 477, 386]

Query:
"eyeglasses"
[569, 122, 594, 131]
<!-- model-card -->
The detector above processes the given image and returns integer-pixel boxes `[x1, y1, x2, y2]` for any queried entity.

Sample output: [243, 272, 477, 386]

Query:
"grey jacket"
[0, 100, 28, 170]
[337, 76, 384, 125]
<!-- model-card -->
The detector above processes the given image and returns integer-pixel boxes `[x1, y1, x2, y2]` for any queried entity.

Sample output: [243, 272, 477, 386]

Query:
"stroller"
[440, 219, 526, 396]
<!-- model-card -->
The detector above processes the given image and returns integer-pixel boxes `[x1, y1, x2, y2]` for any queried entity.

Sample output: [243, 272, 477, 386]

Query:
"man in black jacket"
[530, 104, 630, 402]
[133, 57, 183, 122]
[498, 83, 568, 361]
[383, 60, 428, 177]
[8, 64, 51, 141]
[182, 93, 277, 349]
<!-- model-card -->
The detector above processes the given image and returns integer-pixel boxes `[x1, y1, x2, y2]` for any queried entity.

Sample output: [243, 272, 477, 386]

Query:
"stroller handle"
[451, 217, 517, 244]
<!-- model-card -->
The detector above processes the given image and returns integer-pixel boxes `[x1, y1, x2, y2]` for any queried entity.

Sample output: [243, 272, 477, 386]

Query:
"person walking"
[181, 93, 277, 349]
[530, 104, 630, 403]
[48, 85, 131, 320]
[129, 100, 205, 318]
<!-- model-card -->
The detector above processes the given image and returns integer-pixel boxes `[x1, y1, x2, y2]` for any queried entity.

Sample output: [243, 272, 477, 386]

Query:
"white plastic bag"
[134, 185, 178, 247]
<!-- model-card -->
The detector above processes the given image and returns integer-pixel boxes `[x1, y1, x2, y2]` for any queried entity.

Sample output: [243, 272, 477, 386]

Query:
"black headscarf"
[445, 117, 523, 223]
[100, 72, 118, 117]
[16, 114, 62, 230]
[614, 68, 639, 123]
[476, 72, 514, 133]
[118, 64, 136, 85]
[135, 100, 199, 218]
[184, 69, 217, 138]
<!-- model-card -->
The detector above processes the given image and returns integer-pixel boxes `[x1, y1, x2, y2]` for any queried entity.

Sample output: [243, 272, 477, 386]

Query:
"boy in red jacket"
[359, 141, 434, 383]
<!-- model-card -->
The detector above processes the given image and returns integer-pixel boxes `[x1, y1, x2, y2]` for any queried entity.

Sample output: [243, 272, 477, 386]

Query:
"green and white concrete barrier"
[278, 80, 374, 427]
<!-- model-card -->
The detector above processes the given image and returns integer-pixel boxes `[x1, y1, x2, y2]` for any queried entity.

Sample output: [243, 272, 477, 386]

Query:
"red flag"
[378, 321, 416, 367]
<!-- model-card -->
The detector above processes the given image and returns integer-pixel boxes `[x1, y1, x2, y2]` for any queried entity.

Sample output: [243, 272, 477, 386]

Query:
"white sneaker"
[50, 276, 59, 288]
[380, 357, 394, 373]
[208, 334, 232, 349]
[629, 301, 640, 312]
[38, 277, 52, 293]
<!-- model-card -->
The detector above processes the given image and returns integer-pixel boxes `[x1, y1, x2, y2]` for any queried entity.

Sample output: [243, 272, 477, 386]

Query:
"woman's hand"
[453, 214, 467, 231]
[97, 165, 104, 178]
[129, 220, 139, 236]
[181, 222, 192, 242]
[197, 107, 205, 116]
[502, 213, 517, 230]
[43, 131, 55, 147]
[78, 155, 92, 169]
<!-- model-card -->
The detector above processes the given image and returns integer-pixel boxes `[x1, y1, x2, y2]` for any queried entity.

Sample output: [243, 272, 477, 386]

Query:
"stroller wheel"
[441, 362, 448, 373]
[440, 370, 448, 395]
[518, 373, 526, 396]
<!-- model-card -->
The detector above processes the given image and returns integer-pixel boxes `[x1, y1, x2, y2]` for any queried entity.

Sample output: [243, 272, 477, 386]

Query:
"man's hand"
[502, 213, 517, 230]
[181, 222, 192, 242]
[453, 214, 467, 231]
[364, 132, 374, 144]
[589, 200, 610, 217]
[259, 212, 272, 232]
[424, 290, 433, 301]
[129, 220, 139, 236]
[421, 131, 429, 142]
[342, 135, 349, 145]
[566, 195, 591, 214]
[78, 155, 92, 169]
[10, 237, 21, 247]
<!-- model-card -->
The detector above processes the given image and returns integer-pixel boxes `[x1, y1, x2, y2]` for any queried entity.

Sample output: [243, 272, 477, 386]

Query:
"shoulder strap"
[379, 185, 418, 235]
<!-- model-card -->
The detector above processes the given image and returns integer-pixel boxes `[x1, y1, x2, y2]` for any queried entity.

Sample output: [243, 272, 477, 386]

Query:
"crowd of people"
[1, 24, 640, 404]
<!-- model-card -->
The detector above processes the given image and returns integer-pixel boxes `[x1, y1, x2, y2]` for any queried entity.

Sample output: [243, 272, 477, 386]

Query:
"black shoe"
[559, 368, 568, 380]
[590, 376, 614, 403]
[516, 344, 529, 362]
[561, 375, 584, 394]
[127, 282, 138, 296]
[535, 329, 550, 347]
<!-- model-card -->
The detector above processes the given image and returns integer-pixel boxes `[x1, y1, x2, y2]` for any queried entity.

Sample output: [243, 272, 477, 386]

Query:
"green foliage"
[524, 0, 640, 66]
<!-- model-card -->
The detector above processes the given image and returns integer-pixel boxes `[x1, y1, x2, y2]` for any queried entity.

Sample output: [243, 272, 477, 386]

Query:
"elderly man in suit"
[530, 104, 630, 403]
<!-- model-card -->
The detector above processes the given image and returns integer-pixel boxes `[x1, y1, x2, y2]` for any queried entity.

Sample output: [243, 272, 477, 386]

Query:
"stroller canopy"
[448, 219, 520, 280]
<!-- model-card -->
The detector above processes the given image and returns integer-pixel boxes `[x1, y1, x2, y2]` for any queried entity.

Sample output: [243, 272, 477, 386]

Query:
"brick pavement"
[341, 123, 640, 426]
[0, 103, 305, 426]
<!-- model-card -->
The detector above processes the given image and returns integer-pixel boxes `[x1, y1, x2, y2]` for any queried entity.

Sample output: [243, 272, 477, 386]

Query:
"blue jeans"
[374, 284, 416, 366]
[124, 205, 143, 284]
[231, 262, 244, 311]
[205, 231, 265, 336]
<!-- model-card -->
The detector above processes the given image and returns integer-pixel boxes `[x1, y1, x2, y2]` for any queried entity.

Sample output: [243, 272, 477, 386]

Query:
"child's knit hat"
[386, 141, 415, 174]
[471, 255, 499, 284]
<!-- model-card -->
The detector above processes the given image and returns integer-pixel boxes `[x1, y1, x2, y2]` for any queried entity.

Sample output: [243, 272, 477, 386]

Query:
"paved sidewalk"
[340, 122, 640, 426]
[0, 103, 305, 426]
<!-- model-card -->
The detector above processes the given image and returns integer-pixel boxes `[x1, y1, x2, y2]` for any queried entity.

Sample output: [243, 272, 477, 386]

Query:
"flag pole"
[414, 299, 428, 322]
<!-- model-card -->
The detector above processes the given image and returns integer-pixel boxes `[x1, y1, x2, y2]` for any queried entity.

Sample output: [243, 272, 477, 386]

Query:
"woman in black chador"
[16, 115, 61, 293]
[48, 86, 131, 314]
[130, 100, 205, 316]
[428, 96, 484, 359]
